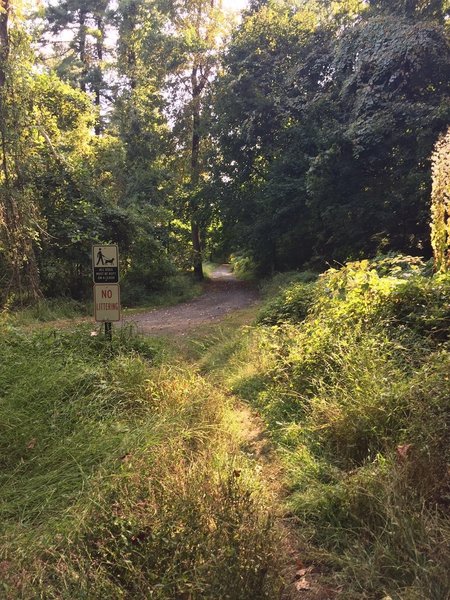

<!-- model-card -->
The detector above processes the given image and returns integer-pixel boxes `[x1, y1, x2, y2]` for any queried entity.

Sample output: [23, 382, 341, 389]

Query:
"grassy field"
[2, 273, 203, 328]
[0, 321, 284, 599]
[2, 255, 449, 599]
[203, 257, 450, 599]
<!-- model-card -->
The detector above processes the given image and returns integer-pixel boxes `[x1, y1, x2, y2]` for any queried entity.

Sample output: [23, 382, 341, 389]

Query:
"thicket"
[222, 257, 450, 598]
[1, 0, 449, 304]
[212, 0, 450, 272]
[0, 323, 283, 598]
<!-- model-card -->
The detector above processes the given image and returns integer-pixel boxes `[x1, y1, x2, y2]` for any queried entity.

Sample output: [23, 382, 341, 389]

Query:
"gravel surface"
[125, 265, 259, 335]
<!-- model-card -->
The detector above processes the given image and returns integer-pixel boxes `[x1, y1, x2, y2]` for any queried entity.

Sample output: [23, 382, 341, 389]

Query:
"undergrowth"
[4, 254, 449, 599]
[2, 274, 202, 327]
[210, 256, 450, 599]
[1, 297, 91, 325]
[0, 324, 282, 598]
[120, 273, 203, 309]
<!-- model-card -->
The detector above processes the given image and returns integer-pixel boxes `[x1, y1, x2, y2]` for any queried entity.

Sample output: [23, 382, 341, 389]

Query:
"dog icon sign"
[92, 245, 119, 283]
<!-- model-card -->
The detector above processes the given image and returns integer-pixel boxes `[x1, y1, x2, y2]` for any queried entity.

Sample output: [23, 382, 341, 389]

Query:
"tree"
[0, 0, 43, 300]
[211, 1, 336, 271]
[304, 14, 450, 260]
[119, 0, 228, 279]
[431, 127, 450, 272]
[367, 0, 449, 21]
[45, 0, 112, 133]
[163, 0, 229, 279]
[211, 0, 450, 271]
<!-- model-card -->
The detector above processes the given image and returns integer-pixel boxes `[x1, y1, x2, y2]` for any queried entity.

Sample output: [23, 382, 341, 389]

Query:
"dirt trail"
[125, 264, 259, 335]
[126, 265, 334, 597]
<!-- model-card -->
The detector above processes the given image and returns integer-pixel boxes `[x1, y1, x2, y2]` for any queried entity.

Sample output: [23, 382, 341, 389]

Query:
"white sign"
[92, 245, 119, 283]
[94, 284, 121, 322]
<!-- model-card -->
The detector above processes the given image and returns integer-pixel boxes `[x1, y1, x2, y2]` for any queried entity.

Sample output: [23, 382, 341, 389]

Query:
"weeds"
[1, 297, 90, 326]
[0, 325, 283, 599]
[215, 258, 450, 599]
[3, 256, 449, 598]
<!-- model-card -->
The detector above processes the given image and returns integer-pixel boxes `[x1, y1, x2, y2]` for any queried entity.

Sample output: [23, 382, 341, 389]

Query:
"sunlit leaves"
[431, 127, 450, 272]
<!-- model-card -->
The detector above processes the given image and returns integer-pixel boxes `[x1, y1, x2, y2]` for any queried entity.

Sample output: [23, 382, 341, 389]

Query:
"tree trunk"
[0, 0, 8, 88]
[190, 65, 204, 280]
[79, 9, 87, 93]
[94, 16, 104, 135]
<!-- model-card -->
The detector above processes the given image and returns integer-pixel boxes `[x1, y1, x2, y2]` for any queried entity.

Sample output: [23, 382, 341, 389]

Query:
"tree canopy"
[0, 0, 449, 301]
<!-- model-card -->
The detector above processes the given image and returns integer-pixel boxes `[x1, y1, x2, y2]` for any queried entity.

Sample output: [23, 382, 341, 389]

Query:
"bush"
[258, 280, 317, 325]
[226, 256, 450, 598]
[229, 253, 257, 280]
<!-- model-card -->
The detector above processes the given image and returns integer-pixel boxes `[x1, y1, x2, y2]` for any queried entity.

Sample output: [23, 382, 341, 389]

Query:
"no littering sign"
[94, 284, 121, 322]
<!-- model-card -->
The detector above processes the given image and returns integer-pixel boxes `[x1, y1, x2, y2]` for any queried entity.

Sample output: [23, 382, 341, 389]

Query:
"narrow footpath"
[126, 265, 335, 599]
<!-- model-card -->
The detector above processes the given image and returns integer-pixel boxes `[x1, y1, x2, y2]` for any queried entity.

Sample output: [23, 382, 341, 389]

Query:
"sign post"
[92, 245, 121, 337]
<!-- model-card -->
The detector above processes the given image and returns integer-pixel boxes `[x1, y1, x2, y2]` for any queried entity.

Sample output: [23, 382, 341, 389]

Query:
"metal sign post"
[92, 245, 121, 337]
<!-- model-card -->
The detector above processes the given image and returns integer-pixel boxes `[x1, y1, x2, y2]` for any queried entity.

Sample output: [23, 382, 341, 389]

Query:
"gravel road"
[125, 265, 258, 335]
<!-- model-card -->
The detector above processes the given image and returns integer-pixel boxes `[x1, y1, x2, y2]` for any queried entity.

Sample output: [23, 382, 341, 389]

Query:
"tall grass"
[211, 257, 450, 599]
[0, 324, 283, 598]
[1, 297, 91, 326]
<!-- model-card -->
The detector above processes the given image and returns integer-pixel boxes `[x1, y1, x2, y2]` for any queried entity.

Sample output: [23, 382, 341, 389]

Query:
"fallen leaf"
[295, 577, 312, 591]
[396, 444, 412, 461]
[27, 438, 37, 449]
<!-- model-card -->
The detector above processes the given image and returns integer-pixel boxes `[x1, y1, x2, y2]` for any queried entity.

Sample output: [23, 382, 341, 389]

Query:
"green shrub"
[225, 256, 450, 598]
[258, 280, 317, 325]
[121, 273, 201, 308]
[229, 253, 257, 280]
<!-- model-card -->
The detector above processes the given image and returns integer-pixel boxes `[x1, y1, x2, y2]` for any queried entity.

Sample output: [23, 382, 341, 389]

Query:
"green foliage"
[221, 257, 450, 597]
[257, 271, 319, 325]
[0, 326, 160, 525]
[212, 1, 450, 271]
[45, 0, 112, 116]
[0, 14, 43, 299]
[2, 297, 90, 325]
[229, 252, 257, 279]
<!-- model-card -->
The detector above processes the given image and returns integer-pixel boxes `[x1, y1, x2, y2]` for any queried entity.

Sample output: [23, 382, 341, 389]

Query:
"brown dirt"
[125, 265, 259, 335]
[236, 403, 340, 600]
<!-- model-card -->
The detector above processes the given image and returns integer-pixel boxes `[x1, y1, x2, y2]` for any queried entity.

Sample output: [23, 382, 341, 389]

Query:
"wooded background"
[0, 0, 449, 303]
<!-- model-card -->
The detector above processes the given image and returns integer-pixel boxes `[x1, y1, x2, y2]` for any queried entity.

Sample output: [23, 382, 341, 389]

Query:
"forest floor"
[125, 264, 259, 335]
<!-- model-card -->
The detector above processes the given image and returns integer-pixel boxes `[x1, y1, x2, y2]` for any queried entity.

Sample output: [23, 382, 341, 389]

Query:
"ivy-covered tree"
[0, 0, 43, 299]
[431, 127, 450, 272]
[304, 12, 450, 261]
